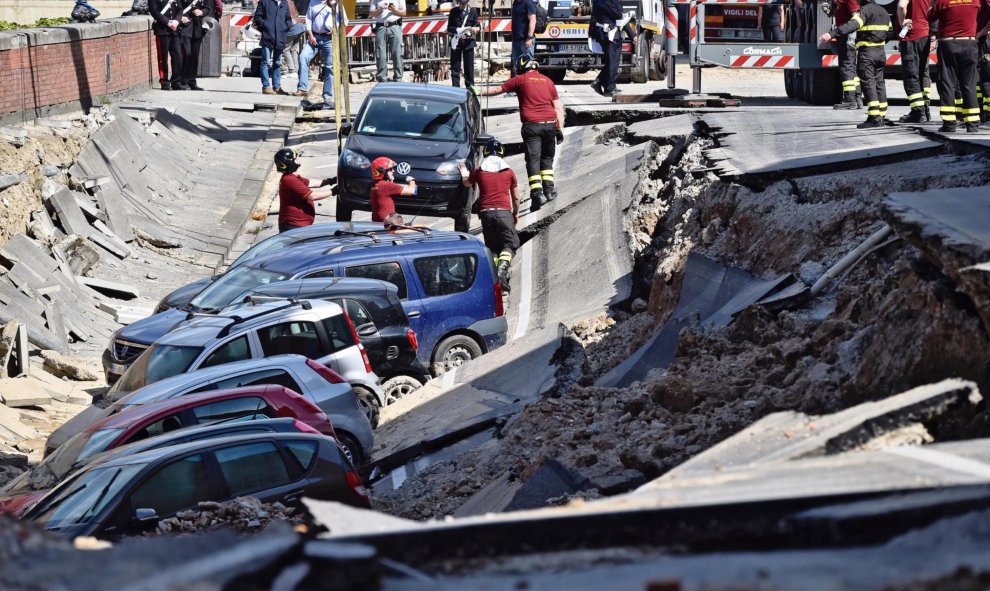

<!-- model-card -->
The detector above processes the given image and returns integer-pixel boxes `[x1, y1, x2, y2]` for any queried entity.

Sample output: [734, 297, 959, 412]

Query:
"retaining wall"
[0, 17, 158, 126]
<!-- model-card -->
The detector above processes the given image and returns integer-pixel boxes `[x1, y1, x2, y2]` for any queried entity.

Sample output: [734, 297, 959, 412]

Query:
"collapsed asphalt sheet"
[702, 109, 940, 178]
[597, 251, 792, 388]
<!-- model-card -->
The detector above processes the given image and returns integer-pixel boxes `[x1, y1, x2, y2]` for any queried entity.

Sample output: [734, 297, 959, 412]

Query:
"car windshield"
[188, 266, 291, 313]
[356, 97, 467, 142]
[108, 344, 202, 399]
[230, 234, 300, 269]
[29, 464, 143, 530]
[29, 428, 125, 485]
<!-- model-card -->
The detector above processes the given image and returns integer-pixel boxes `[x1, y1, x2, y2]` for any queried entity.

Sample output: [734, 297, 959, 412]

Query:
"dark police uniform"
[180, 0, 219, 90]
[930, 0, 981, 131]
[590, 0, 624, 95]
[832, 0, 862, 108]
[447, 3, 480, 87]
[829, 0, 892, 126]
[149, 0, 185, 90]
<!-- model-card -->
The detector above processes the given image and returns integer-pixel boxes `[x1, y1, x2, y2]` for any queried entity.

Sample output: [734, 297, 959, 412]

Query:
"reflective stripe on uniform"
[528, 174, 542, 189]
[540, 169, 554, 181]
[962, 107, 981, 122]
[878, 102, 888, 116]
[859, 24, 890, 31]
[842, 80, 858, 90]
[851, 14, 864, 26]
[867, 100, 880, 116]
[855, 41, 886, 47]
[907, 91, 925, 108]
[940, 106, 957, 121]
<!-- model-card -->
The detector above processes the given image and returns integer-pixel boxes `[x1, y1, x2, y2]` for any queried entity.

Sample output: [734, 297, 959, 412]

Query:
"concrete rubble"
[155, 497, 305, 535]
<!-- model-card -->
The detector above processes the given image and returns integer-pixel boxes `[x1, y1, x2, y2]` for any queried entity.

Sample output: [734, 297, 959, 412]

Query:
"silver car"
[107, 299, 384, 427]
[46, 355, 375, 465]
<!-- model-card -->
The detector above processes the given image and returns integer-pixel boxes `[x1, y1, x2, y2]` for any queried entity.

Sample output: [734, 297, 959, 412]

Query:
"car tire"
[431, 334, 483, 375]
[353, 385, 381, 429]
[382, 375, 423, 406]
[336, 200, 353, 222]
[336, 431, 365, 467]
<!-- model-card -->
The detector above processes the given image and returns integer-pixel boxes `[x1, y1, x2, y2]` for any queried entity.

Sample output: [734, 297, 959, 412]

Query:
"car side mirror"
[339, 122, 352, 136]
[473, 133, 494, 146]
[131, 507, 159, 530]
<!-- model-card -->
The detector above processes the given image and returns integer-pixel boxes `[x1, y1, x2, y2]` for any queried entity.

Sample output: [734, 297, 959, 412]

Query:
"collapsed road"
[1, 67, 990, 590]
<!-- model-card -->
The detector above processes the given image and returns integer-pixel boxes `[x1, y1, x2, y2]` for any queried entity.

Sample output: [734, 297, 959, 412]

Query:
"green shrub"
[0, 17, 73, 30]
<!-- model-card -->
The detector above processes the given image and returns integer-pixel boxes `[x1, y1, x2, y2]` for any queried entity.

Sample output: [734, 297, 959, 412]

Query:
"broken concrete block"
[41, 178, 63, 200]
[76, 276, 138, 300]
[0, 403, 36, 441]
[48, 187, 93, 237]
[35, 118, 73, 130]
[0, 451, 28, 468]
[54, 236, 101, 276]
[88, 231, 130, 260]
[0, 174, 25, 191]
[0, 377, 53, 407]
[48, 389, 92, 406]
[73, 194, 105, 222]
[28, 208, 59, 244]
[40, 350, 99, 381]
[0, 320, 19, 378]
[0, 127, 27, 147]
[41, 165, 60, 177]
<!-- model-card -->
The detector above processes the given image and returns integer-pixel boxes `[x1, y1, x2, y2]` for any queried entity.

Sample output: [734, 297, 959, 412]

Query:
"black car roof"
[368, 82, 470, 104]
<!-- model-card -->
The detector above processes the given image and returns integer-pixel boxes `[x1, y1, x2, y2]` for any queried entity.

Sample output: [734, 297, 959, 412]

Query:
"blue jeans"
[261, 45, 284, 90]
[299, 34, 334, 102]
[510, 37, 533, 76]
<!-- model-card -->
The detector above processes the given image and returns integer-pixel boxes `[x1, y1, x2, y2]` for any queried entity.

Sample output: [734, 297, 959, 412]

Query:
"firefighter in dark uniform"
[457, 139, 520, 291]
[976, 0, 990, 121]
[831, 0, 863, 109]
[896, 0, 933, 121]
[149, 0, 186, 90]
[930, 0, 981, 132]
[180, 0, 219, 91]
[822, 0, 892, 127]
[480, 56, 565, 213]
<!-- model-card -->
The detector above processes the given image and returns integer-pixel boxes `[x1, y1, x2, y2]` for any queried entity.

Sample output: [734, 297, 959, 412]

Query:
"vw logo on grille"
[395, 162, 411, 175]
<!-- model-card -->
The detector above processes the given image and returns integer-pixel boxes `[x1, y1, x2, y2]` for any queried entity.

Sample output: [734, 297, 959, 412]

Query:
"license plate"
[109, 363, 128, 376]
[558, 43, 587, 52]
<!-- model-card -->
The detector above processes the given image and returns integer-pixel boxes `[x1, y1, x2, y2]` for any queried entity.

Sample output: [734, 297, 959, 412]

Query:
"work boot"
[898, 108, 926, 123]
[857, 115, 884, 129]
[530, 189, 545, 213]
[939, 121, 958, 133]
[542, 181, 557, 203]
[496, 259, 511, 292]
[187, 81, 205, 91]
[833, 92, 858, 110]
[966, 122, 981, 133]
[160, 83, 171, 91]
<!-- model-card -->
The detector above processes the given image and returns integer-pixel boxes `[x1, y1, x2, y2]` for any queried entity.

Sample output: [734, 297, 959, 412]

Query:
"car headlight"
[341, 149, 371, 169]
[436, 160, 463, 176]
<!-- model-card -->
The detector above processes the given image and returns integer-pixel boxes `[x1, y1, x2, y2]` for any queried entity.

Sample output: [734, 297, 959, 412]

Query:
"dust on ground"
[373, 131, 990, 520]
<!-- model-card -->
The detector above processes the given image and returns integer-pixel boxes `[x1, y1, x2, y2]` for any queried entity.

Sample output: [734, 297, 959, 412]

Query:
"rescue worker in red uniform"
[832, 0, 863, 109]
[930, 0, 982, 132]
[822, 0, 892, 127]
[480, 56, 565, 213]
[369, 157, 418, 222]
[896, 0, 933, 121]
[457, 139, 520, 291]
[274, 148, 335, 233]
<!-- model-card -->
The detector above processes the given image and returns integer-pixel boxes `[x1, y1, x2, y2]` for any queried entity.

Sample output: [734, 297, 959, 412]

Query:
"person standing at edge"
[510, 0, 537, 76]
[275, 148, 335, 233]
[448, 0, 481, 88]
[253, 0, 293, 95]
[149, 0, 185, 90]
[831, 0, 863, 110]
[975, 0, 990, 121]
[820, 0, 892, 128]
[457, 139, 520, 291]
[929, 0, 982, 132]
[297, 0, 348, 108]
[896, 0, 933, 122]
[479, 56, 564, 212]
[590, 0, 631, 97]
[369, 157, 418, 222]
[758, 1, 787, 41]
[179, 0, 217, 91]
[370, 0, 406, 82]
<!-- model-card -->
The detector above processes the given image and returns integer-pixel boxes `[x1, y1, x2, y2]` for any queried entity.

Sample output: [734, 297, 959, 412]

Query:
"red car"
[0, 385, 336, 517]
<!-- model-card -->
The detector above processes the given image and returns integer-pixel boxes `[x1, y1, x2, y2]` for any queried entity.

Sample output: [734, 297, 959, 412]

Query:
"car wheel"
[336, 199, 352, 222]
[353, 385, 380, 429]
[382, 375, 423, 405]
[336, 431, 365, 467]
[432, 334, 483, 375]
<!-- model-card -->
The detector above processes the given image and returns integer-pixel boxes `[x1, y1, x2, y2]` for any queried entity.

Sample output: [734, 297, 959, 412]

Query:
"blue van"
[111, 229, 507, 377]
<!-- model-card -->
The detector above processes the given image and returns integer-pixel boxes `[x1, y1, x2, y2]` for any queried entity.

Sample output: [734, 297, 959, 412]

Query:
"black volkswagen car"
[335, 83, 492, 232]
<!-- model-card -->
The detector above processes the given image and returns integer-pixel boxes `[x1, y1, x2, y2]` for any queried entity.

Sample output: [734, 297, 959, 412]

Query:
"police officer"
[180, 0, 218, 91]
[370, 0, 406, 82]
[457, 139, 520, 290]
[821, 0, 891, 128]
[896, 0, 932, 122]
[830, 0, 862, 109]
[447, 0, 481, 88]
[479, 56, 564, 212]
[930, 0, 981, 132]
[149, 0, 185, 90]
[590, 0, 625, 97]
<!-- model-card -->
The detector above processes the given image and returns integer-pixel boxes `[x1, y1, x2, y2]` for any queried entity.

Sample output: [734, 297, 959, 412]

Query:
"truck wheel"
[806, 68, 840, 105]
[784, 70, 796, 98]
[432, 334, 483, 375]
[651, 49, 667, 81]
[630, 33, 650, 83]
[335, 200, 352, 222]
[793, 69, 806, 101]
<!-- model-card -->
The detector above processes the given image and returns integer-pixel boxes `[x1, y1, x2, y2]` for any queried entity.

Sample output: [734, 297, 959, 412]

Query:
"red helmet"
[371, 157, 397, 181]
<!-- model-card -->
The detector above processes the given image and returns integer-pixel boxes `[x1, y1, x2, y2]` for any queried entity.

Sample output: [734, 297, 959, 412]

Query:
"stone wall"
[0, 17, 157, 125]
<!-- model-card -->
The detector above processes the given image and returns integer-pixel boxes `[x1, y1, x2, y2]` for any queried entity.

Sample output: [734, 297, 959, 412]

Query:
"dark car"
[246, 278, 431, 403]
[0, 417, 320, 518]
[24, 433, 370, 540]
[335, 83, 494, 232]
[157, 230, 507, 375]
[152, 222, 385, 314]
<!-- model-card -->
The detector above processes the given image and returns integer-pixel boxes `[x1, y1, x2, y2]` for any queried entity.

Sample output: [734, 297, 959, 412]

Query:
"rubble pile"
[375, 135, 990, 520]
[155, 497, 306, 535]
[0, 515, 69, 566]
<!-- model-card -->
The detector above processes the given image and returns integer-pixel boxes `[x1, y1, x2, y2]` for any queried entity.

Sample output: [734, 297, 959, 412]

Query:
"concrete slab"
[0, 402, 36, 441]
[76, 276, 139, 300]
[0, 377, 53, 407]
[627, 113, 698, 142]
[47, 187, 94, 238]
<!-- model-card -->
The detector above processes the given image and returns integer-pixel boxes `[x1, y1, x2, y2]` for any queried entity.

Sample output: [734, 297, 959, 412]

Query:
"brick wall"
[0, 17, 157, 125]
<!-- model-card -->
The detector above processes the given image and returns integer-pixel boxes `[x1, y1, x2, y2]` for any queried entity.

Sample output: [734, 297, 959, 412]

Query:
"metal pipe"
[810, 225, 894, 297]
